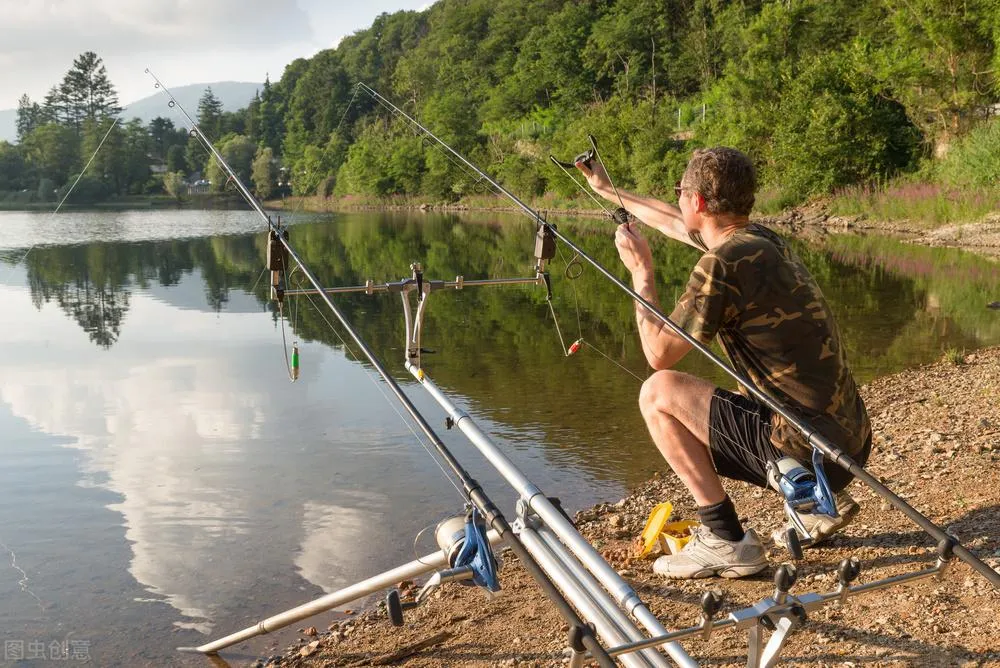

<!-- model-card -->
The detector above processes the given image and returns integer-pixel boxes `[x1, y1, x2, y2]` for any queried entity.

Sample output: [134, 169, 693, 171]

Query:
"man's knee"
[639, 370, 684, 419]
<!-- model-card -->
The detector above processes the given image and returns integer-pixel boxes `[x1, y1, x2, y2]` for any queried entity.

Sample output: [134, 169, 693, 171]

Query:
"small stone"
[303, 626, 318, 637]
[608, 514, 623, 528]
[299, 640, 320, 657]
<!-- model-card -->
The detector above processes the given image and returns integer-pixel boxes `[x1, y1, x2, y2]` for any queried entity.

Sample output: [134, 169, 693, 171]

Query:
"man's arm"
[577, 159, 702, 250]
[632, 270, 693, 370]
[614, 224, 694, 369]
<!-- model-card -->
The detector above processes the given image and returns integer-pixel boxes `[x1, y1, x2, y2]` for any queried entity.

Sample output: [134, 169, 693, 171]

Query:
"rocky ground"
[243, 346, 1000, 667]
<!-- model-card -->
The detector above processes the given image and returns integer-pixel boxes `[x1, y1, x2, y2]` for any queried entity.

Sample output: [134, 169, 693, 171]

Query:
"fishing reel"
[766, 449, 838, 559]
[386, 508, 501, 627]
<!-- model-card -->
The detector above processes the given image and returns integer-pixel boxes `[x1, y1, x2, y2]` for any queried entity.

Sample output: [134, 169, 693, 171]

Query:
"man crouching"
[577, 147, 871, 578]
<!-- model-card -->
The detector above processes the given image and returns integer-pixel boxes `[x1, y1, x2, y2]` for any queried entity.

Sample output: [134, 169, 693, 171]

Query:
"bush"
[937, 118, 1000, 190]
[766, 51, 920, 202]
[58, 174, 112, 204]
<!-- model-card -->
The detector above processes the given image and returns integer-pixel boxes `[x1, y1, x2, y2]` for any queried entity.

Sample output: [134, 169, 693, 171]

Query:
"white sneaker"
[773, 491, 860, 549]
[652, 526, 768, 579]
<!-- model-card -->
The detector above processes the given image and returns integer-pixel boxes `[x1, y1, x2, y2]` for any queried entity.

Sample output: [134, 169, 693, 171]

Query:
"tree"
[0, 141, 27, 192]
[872, 0, 997, 155]
[163, 171, 186, 200]
[22, 123, 79, 186]
[148, 117, 179, 159]
[206, 134, 255, 192]
[42, 85, 67, 125]
[196, 87, 224, 139]
[166, 144, 188, 174]
[59, 51, 120, 133]
[120, 119, 152, 194]
[16, 95, 44, 143]
[186, 87, 225, 174]
[251, 146, 279, 199]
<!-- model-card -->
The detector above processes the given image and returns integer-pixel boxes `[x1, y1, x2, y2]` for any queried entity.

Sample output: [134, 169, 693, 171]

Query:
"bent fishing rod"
[355, 81, 1000, 590]
[144, 69, 615, 667]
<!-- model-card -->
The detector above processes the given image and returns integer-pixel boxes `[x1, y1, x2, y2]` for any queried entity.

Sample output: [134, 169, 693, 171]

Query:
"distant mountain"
[0, 81, 262, 143]
[121, 81, 263, 127]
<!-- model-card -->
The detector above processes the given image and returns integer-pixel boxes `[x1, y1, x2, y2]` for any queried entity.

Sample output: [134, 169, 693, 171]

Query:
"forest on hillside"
[3, 0, 999, 210]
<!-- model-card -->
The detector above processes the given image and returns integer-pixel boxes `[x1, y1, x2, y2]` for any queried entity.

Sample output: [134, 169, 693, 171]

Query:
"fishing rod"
[144, 69, 616, 667]
[353, 82, 1000, 592]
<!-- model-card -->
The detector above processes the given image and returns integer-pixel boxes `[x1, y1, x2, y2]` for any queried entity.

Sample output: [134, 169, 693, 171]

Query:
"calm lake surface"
[0, 209, 997, 665]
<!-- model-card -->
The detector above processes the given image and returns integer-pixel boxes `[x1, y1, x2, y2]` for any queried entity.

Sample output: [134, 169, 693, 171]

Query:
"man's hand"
[575, 156, 612, 194]
[615, 223, 654, 275]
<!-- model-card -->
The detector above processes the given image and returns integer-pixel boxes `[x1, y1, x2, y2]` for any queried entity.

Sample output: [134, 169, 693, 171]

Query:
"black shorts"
[707, 388, 870, 492]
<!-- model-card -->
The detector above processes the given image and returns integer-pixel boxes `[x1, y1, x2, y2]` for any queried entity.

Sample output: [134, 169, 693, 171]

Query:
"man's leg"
[637, 369, 722, 505]
[638, 370, 767, 579]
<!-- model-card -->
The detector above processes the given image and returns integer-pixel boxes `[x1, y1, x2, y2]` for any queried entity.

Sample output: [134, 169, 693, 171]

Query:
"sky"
[0, 0, 433, 110]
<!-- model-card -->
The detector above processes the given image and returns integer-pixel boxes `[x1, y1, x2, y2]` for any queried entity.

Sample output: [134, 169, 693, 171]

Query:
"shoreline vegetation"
[249, 346, 1000, 668]
[6, 192, 999, 257]
[264, 194, 1000, 258]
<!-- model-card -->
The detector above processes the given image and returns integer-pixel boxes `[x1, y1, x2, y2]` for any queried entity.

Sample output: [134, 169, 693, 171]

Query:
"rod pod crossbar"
[353, 81, 1000, 593]
[145, 69, 615, 667]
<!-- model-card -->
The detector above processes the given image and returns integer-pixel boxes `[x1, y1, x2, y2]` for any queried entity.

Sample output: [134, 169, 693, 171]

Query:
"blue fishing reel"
[453, 508, 501, 591]
[386, 507, 500, 627]
[766, 449, 838, 559]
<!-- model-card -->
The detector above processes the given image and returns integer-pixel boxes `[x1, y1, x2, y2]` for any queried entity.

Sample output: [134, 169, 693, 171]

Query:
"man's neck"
[699, 216, 751, 250]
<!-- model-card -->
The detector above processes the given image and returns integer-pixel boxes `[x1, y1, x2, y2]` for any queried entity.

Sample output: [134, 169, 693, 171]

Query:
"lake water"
[0, 209, 997, 666]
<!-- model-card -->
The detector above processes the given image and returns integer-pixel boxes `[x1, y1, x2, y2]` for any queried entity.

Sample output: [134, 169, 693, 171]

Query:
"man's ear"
[691, 191, 708, 214]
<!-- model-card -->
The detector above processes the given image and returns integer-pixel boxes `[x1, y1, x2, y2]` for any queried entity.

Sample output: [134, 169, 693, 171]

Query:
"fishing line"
[289, 273, 467, 502]
[550, 158, 617, 218]
[579, 340, 646, 382]
[277, 301, 296, 382]
[361, 87, 508, 199]
[2, 115, 123, 283]
[248, 268, 268, 294]
[588, 136, 629, 217]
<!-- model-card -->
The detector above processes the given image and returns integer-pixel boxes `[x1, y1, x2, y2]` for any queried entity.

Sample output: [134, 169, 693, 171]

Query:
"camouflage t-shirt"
[670, 224, 870, 459]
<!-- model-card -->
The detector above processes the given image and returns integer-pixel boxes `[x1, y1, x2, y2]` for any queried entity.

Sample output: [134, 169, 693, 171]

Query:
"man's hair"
[682, 147, 756, 216]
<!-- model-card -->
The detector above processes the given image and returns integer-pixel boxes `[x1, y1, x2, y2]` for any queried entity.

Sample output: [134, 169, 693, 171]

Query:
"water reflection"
[0, 209, 998, 665]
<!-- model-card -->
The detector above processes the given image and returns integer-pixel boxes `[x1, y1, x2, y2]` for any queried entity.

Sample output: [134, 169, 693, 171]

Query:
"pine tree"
[59, 52, 121, 133]
[186, 87, 225, 175]
[16, 94, 43, 142]
[42, 85, 66, 125]
[196, 87, 224, 139]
